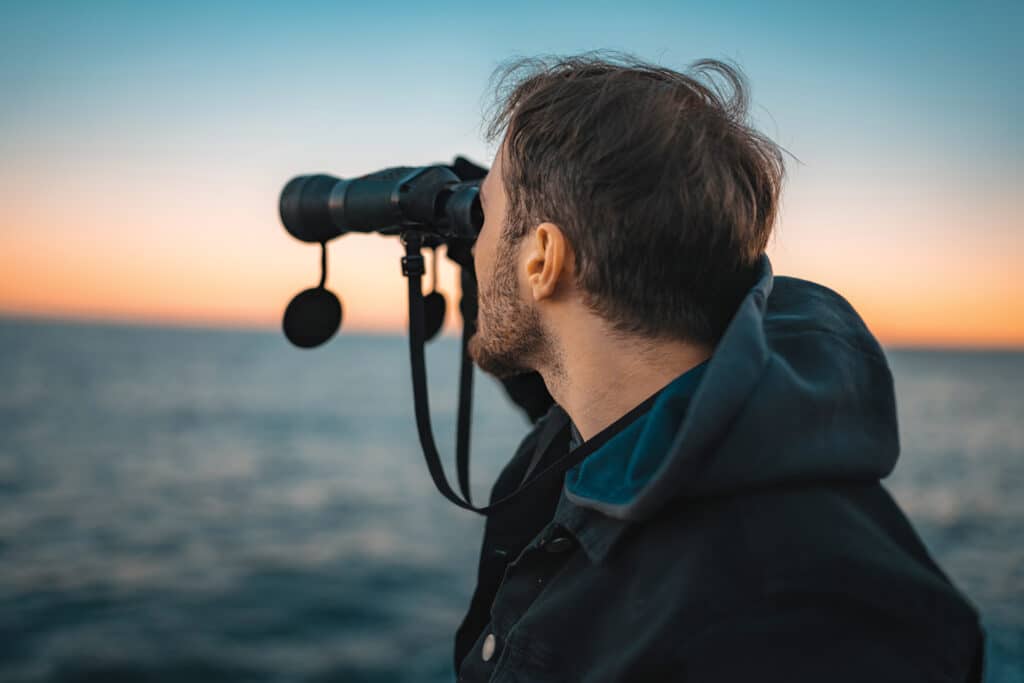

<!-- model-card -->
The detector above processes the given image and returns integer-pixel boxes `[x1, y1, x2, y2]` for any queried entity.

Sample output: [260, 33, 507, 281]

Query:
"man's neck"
[539, 326, 712, 443]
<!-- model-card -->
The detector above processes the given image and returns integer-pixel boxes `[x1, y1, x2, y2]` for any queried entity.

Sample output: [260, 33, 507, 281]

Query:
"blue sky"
[1, 0, 1021, 344]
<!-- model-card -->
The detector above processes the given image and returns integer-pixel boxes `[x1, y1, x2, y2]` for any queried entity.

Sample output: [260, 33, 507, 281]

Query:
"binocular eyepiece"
[280, 164, 483, 245]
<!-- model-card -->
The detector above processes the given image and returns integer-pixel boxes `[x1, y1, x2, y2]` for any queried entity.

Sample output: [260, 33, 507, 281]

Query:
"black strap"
[455, 319, 474, 503]
[402, 233, 589, 515]
[519, 409, 571, 488]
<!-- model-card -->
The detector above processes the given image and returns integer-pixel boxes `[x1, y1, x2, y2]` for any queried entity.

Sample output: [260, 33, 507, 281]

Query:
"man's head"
[467, 51, 786, 379]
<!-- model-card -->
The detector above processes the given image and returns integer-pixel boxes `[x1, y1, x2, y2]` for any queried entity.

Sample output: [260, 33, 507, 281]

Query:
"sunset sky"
[1, 1, 1021, 347]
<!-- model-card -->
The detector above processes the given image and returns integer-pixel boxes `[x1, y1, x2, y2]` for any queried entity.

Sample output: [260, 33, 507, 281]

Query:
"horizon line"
[3, 310, 1023, 353]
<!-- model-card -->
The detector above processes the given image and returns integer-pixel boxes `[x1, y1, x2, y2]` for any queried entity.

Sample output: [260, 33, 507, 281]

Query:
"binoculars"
[279, 160, 485, 349]
[280, 164, 484, 246]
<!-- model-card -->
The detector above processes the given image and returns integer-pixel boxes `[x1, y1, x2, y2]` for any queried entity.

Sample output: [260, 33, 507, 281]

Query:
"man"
[452, 52, 984, 682]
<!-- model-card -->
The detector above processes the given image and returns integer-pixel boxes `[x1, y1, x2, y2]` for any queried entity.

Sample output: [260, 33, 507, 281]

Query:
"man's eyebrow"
[479, 175, 489, 205]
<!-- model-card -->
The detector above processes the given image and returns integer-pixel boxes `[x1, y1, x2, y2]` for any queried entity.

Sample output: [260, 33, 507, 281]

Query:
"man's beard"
[467, 238, 550, 379]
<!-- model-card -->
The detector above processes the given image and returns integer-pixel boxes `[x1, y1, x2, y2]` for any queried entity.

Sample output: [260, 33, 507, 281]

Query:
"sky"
[1, 0, 1021, 347]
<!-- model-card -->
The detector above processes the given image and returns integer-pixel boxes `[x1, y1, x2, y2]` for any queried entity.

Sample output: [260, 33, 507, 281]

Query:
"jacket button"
[481, 633, 497, 662]
[544, 535, 574, 553]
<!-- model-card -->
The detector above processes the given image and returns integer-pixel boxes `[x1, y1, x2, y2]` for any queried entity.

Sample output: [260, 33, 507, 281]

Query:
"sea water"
[0, 317, 1020, 682]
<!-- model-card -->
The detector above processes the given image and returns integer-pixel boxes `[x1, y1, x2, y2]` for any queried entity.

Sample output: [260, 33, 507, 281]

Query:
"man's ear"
[525, 222, 571, 301]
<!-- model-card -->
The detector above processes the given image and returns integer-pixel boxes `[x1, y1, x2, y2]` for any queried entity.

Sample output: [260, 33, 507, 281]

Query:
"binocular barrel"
[280, 165, 483, 243]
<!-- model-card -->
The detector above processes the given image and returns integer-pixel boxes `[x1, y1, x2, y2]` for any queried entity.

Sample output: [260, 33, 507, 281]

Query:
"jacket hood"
[563, 254, 900, 522]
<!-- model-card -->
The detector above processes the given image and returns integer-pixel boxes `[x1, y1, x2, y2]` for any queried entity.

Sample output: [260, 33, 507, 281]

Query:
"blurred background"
[1, 1, 1021, 681]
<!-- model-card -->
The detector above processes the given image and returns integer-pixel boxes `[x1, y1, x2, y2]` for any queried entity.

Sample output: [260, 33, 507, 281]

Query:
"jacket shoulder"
[617, 481, 980, 631]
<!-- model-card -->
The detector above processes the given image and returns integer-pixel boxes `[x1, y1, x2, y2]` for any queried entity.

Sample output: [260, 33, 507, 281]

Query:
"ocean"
[0, 317, 1021, 682]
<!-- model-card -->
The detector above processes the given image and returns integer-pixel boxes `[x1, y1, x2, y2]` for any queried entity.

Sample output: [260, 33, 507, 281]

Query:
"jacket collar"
[551, 487, 633, 564]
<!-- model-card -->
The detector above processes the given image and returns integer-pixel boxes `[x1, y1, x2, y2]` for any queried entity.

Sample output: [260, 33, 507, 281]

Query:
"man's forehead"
[479, 172, 490, 205]
[482, 143, 504, 194]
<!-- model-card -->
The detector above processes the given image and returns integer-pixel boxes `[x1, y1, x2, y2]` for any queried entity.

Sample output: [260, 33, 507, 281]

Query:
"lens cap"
[283, 287, 343, 348]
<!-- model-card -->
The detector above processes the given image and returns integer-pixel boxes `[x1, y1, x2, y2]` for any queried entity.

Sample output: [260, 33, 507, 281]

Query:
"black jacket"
[454, 256, 985, 682]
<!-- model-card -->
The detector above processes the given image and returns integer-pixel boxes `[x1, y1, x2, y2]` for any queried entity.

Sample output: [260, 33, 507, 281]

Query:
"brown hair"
[484, 50, 788, 345]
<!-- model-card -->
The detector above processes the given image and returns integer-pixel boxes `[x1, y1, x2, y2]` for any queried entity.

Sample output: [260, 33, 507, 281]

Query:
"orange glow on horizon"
[3, 226, 1021, 348]
[2, 169, 1021, 348]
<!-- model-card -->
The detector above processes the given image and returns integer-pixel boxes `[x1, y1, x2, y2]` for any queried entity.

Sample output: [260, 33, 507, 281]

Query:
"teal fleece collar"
[564, 360, 709, 506]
